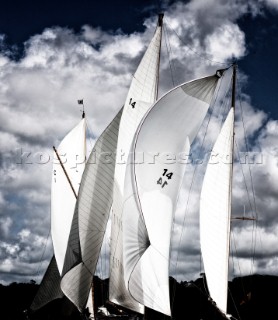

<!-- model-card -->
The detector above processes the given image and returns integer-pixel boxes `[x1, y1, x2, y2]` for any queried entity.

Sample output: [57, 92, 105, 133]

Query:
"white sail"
[123, 74, 222, 315]
[51, 118, 86, 274]
[61, 109, 123, 312]
[200, 108, 234, 314]
[109, 19, 163, 313]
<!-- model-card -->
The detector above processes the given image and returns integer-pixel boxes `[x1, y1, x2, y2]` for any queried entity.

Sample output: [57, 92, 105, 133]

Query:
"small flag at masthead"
[77, 99, 85, 118]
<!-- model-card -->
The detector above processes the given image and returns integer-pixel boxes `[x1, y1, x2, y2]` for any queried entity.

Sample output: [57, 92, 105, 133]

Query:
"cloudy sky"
[1, 0, 278, 286]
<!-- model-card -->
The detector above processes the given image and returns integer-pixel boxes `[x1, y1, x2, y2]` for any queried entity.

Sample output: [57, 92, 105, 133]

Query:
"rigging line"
[237, 77, 258, 220]
[237, 77, 259, 272]
[234, 144, 257, 276]
[230, 229, 247, 299]
[230, 230, 245, 320]
[228, 238, 238, 318]
[230, 229, 236, 276]
[35, 219, 51, 281]
[228, 286, 242, 320]
[234, 139, 257, 276]
[163, 22, 176, 87]
[234, 140, 256, 218]
[249, 221, 256, 276]
[165, 18, 228, 66]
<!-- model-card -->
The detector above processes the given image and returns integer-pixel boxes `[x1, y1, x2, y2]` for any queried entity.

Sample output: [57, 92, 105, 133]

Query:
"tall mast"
[229, 63, 236, 213]
[80, 100, 87, 162]
[230, 63, 237, 179]
[226, 63, 237, 314]
[231, 64, 237, 110]
[155, 13, 164, 100]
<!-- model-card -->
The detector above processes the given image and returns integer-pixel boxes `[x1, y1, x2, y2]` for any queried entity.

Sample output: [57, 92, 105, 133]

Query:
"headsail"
[122, 74, 222, 315]
[200, 104, 235, 314]
[51, 118, 86, 274]
[60, 108, 123, 312]
[109, 15, 163, 313]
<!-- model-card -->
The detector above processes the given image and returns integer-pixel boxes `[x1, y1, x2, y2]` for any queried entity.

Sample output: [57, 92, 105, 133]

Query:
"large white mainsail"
[200, 107, 234, 314]
[109, 15, 163, 313]
[51, 118, 86, 274]
[122, 73, 223, 316]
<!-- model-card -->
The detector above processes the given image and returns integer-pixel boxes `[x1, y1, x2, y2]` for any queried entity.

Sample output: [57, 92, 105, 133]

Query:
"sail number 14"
[157, 169, 173, 188]
[129, 98, 136, 108]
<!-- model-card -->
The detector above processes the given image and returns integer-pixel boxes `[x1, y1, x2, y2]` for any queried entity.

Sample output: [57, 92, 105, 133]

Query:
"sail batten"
[200, 108, 235, 314]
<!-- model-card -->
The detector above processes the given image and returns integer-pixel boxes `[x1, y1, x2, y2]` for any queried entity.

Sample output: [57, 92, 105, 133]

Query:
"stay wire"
[230, 229, 247, 320]
[35, 214, 51, 281]
[234, 140, 255, 218]
[234, 139, 257, 276]
[237, 77, 260, 274]
[163, 22, 176, 87]
[237, 79, 258, 220]
[165, 18, 229, 66]
[228, 285, 242, 320]
[229, 75, 256, 310]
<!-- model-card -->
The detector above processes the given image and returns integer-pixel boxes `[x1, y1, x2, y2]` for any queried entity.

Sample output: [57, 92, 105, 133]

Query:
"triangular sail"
[51, 118, 86, 274]
[60, 108, 123, 312]
[123, 74, 222, 315]
[109, 17, 163, 313]
[200, 108, 234, 314]
[30, 119, 86, 311]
